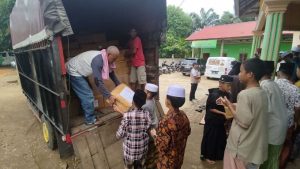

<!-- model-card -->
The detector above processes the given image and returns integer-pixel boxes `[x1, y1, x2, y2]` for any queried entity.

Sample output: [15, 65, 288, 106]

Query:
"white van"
[204, 57, 236, 79]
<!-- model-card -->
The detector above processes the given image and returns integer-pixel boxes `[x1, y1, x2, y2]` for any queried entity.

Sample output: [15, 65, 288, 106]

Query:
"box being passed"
[224, 106, 233, 119]
[108, 83, 135, 113]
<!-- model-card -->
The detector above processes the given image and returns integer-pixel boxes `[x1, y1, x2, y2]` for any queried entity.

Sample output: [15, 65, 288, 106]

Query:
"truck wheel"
[42, 116, 57, 150]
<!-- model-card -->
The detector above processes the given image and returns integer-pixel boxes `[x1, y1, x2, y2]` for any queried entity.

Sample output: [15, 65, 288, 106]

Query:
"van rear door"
[205, 58, 222, 78]
[205, 57, 235, 78]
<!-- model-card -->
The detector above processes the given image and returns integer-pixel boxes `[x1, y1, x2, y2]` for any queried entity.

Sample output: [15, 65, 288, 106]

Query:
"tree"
[160, 6, 193, 58]
[190, 8, 219, 31]
[0, 0, 15, 51]
[218, 11, 255, 25]
[190, 12, 201, 32]
[240, 16, 256, 22]
[160, 33, 190, 58]
[218, 11, 241, 25]
[167, 5, 193, 37]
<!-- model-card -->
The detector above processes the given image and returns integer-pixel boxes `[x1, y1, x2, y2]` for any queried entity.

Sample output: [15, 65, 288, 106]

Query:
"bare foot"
[206, 159, 216, 164]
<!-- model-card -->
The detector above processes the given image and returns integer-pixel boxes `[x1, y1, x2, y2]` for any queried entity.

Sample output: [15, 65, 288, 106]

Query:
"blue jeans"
[69, 75, 96, 123]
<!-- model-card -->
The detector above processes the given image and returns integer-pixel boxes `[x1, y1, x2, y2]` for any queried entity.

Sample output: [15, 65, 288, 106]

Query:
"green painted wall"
[279, 42, 292, 52]
[0, 57, 3, 65]
[201, 41, 292, 60]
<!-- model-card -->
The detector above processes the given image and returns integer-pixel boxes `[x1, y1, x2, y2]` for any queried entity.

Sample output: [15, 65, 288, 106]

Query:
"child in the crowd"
[116, 89, 151, 169]
[221, 58, 269, 169]
[150, 85, 191, 169]
[276, 62, 300, 128]
[142, 83, 159, 168]
[143, 83, 159, 129]
[260, 61, 288, 169]
[200, 75, 233, 164]
[275, 62, 300, 168]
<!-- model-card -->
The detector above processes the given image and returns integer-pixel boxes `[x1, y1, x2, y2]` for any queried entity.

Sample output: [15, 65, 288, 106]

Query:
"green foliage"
[160, 6, 256, 58]
[218, 11, 241, 25]
[190, 8, 219, 31]
[0, 0, 15, 51]
[240, 16, 256, 22]
[160, 6, 192, 58]
[167, 5, 193, 37]
[160, 32, 191, 58]
[190, 9, 255, 31]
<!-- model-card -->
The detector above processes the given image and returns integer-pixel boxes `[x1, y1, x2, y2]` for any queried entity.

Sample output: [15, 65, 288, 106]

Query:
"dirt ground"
[0, 67, 299, 169]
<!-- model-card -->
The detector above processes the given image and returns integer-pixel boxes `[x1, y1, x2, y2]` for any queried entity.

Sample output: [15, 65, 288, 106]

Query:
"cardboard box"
[224, 106, 233, 119]
[77, 33, 106, 44]
[109, 83, 134, 114]
[118, 75, 130, 85]
[95, 94, 111, 110]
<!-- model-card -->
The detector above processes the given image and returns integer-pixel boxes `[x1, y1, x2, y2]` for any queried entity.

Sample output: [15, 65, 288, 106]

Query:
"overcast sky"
[167, 0, 235, 15]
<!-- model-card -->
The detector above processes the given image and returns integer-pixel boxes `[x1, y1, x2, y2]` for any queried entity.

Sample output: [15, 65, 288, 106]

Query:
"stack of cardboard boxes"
[64, 33, 120, 57]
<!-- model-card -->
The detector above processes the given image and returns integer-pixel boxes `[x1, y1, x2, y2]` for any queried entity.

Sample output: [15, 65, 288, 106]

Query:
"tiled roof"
[186, 21, 257, 41]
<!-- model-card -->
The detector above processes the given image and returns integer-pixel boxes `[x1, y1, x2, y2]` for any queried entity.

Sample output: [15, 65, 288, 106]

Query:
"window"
[208, 59, 221, 65]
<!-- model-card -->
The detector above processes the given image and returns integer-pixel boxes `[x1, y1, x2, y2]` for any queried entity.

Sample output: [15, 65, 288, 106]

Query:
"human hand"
[113, 105, 122, 113]
[216, 97, 224, 105]
[108, 95, 116, 106]
[150, 129, 157, 138]
[221, 97, 228, 106]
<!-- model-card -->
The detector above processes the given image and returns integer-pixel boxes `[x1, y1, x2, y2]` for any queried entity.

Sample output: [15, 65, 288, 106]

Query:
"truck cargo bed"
[72, 111, 123, 169]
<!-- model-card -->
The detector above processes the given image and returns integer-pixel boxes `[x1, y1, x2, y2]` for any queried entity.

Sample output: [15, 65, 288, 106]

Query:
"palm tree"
[218, 11, 241, 25]
[190, 8, 219, 31]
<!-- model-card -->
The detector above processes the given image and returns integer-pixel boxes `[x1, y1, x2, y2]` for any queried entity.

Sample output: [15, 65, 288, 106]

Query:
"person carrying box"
[66, 46, 121, 125]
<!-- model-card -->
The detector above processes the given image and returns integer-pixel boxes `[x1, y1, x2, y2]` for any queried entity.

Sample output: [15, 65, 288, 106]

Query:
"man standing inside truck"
[66, 46, 121, 125]
[129, 28, 147, 91]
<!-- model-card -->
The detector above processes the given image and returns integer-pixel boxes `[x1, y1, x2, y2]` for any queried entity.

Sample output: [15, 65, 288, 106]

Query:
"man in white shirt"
[189, 63, 201, 101]
[260, 61, 288, 169]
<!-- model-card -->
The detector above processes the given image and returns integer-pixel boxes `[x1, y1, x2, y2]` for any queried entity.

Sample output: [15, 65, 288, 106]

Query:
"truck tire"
[41, 116, 57, 150]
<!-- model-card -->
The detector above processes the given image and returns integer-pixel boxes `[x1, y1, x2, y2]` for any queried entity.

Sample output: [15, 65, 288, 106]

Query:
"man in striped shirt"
[116, 89, 151, 169]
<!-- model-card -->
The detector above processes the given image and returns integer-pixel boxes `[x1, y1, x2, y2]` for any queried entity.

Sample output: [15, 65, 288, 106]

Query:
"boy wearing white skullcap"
[143, 83, 160, 168]
[150, 84, 191, 169]
[143, 83, 159, 128]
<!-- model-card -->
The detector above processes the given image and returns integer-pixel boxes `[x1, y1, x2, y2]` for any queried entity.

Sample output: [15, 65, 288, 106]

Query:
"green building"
[186, 21, 293, 61]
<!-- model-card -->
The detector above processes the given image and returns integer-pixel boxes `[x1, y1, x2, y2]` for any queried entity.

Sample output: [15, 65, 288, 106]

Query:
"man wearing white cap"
[151, 84, 191, 169]
[142, 83, 159, 129]
[142, 83, 159, 169]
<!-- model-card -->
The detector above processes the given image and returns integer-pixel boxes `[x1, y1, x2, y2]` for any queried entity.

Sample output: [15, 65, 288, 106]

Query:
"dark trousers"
[189, 83, 198, 101]
[124, 158, 145, 169]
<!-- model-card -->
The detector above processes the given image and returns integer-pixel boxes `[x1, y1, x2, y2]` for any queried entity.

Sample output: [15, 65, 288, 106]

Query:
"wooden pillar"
[200, 48, 202, 58]
[261, 12, 284, 61]
[220, 40, 224, 56]
[192, 48, 195, 58]
[250, 31, 263, 58]
[260, 0, 288, 61]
